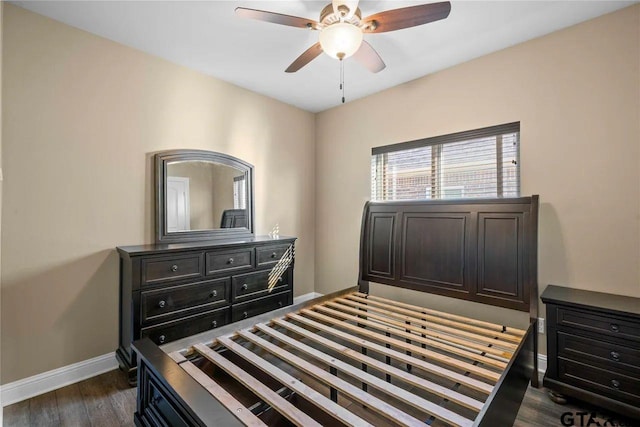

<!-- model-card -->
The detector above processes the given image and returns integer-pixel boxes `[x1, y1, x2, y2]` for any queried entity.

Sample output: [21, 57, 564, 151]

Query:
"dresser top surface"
[541, 285, 640, 318]
[117, 235, 296, 257]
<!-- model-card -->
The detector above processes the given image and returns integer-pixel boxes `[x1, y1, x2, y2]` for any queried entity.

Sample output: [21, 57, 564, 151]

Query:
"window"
[233, 175, 246, 209]
[371, 122, 520, 201]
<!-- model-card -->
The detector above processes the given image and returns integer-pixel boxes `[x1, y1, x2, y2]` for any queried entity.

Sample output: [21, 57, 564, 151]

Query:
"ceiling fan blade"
[353, 41, 386, 73]
[362, 1, 451, 33]
[285, 43, 323, 73]
[235, 7, 320, 30]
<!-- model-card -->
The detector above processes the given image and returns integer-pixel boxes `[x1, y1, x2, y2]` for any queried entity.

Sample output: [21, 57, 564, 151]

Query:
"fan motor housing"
[319, 4, 362, 25]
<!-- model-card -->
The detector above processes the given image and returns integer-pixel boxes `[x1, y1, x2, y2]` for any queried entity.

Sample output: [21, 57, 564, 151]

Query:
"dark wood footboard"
[133, 337, 243, 427]
[475, 322, 535, 427]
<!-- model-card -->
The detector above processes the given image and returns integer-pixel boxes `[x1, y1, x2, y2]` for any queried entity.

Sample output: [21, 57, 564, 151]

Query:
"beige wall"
[0, 1, 4, 400]
[316, 5, 640, 347]
[1, 4, 315, 384]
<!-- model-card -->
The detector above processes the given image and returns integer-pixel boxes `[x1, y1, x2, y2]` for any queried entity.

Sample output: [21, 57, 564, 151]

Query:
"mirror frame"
[155, 149, 255, 243]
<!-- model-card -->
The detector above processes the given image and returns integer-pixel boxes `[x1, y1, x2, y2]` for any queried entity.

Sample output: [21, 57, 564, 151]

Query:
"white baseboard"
[1, 353, 118, 407]
[538, 353, 547, 375]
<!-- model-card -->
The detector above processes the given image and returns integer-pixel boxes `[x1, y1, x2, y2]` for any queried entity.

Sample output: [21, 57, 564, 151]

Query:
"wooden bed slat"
[327, 299, 519, 350]
[216, 336, 375, 427]
[345, 295, 523, 343]
[272, 317, 484, 412]
[315, 304, 511, 359]
[256, 323, 475, 427]
[168, 350, 188, 363]
[302, 308, 501, 382]
[308, 305, 509, 367]
[237, 330, 431, 427]
[180, 360, 268, 427]
[292, 312, 494, 394]
[193, 343, 322, 427]
[354, 293, 525, 336]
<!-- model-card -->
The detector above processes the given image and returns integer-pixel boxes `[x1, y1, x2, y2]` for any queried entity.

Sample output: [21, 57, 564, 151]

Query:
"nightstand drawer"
[141, 278, 229, 323]
[558, 332, 640, 373]
[232, 269, 290, 302]
[231, 291, 291, 322]
[141, 308, 229, 346]
[206, 249, 253, 275]
[559, 358, 640, 403]
[256, 244, 291, 267]
[556, 307, 640, 342]
[142, 254, 203, 286]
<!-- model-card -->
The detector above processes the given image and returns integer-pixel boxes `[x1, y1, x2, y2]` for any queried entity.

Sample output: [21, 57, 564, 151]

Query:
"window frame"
[371, 122, 520, 201]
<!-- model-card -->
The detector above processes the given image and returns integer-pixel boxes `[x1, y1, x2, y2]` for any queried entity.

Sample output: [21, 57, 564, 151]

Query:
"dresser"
[541, 285, 640, 419]
[115, 236, 296, 385]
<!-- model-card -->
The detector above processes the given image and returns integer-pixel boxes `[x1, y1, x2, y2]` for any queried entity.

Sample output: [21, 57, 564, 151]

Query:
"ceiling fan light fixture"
[319, 22, 363, 60]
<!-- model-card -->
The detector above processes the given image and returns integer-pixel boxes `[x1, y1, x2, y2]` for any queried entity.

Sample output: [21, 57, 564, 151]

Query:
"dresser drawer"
[559, 358, 640, 404]
[556, 307, 640, 343]
[141, 278, 229, 324]
[232, 291, 291, 322]
[558, 331, 640, 374]
[232, 270, 290, 302]
[141, 308, 229, 346]
[256, 244, 291, 267]
[142, 254, 203, 286]
[206, 249, 253, 275]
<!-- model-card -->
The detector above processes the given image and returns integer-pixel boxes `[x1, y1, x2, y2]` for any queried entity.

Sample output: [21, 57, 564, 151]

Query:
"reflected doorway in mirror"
[166, 176, 190, 232]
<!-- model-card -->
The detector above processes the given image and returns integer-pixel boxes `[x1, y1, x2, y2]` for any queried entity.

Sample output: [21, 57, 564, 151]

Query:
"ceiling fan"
[236, 1, 452, 73]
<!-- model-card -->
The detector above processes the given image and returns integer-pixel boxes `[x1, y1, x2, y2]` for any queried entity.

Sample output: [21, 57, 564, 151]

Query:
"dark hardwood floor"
[4, 370, 136, 427]
[4, 369, 634, 426]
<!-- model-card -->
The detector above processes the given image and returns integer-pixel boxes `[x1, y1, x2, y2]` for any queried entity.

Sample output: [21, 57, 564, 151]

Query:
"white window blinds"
[233, 175, 247, 209]
[371, 123, 520, 201]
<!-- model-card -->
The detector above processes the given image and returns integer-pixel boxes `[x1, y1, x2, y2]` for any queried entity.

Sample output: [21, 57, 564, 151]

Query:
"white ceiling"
[12, 1, 636, 112]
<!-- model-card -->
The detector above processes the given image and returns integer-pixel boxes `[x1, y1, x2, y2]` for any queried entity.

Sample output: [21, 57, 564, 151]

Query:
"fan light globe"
[319, 23, 363, 60]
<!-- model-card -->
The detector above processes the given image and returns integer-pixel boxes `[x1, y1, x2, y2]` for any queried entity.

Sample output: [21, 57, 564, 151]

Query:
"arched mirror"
[155, 150, 254, 243]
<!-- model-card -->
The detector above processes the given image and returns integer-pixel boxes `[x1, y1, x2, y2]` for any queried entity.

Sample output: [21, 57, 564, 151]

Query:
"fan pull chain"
[340, 59, 345, 104]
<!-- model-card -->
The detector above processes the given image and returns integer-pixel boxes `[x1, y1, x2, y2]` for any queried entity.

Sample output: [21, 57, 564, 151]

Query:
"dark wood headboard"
[358, 196, 539, 313]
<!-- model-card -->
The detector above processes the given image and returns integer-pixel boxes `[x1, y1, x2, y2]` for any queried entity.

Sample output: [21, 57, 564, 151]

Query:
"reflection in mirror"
[155, 149, 254, 243]
[166, 161, 247, 232]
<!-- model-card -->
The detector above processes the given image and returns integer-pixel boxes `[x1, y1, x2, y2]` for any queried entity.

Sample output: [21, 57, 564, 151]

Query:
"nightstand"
[541, 285, 640, 420]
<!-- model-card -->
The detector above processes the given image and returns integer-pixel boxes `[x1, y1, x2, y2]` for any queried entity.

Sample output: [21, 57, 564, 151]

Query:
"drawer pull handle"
[158, 300, 166, 308]
[241, 284, 248, 291]
[610, 351, 620, 361]
[610, 323, 620, 332]
[150, 395, 161, 406]
[228, 258, 234, 265]
[158, 335, 166, 344]
[170, 264, 178, 272]
[212, 320, 218, 328]
[278, 277, 284, 283]
[210, 290, 218, 298]
[611, 379, 620, 389]
[271, 252, 277, 258]
[278, 301, 283, 308]
[243, 311, 248, 319]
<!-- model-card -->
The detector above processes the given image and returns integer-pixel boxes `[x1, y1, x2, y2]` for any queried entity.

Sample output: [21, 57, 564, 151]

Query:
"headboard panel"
[358, 196, 539, 313]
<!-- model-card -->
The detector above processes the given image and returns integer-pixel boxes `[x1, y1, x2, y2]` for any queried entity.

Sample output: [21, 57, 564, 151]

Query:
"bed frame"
[132, 196, 539, 427]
